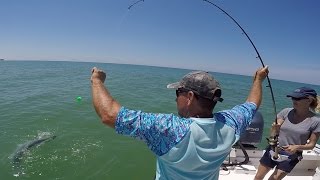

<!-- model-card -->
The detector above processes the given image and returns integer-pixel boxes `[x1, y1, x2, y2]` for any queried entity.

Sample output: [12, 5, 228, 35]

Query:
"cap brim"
[167, 82, 181, 89]
[286, 92, 306, 98]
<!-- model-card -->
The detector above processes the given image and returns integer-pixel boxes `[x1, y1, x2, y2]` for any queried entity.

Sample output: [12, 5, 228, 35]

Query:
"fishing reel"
[266, 126, 280, 160]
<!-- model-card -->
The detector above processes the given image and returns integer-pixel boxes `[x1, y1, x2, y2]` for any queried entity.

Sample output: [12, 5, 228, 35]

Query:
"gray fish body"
[12, 135, 56, 164]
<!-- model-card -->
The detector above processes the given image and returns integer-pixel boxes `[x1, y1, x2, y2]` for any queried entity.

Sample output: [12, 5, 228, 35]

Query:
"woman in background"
[315, 96, 320, 114]
[254, 87, 320, 180]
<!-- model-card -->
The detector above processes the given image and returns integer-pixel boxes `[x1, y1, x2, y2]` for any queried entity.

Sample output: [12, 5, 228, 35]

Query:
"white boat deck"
[220, 168, 317, 180]
[219, 148, 320, 180]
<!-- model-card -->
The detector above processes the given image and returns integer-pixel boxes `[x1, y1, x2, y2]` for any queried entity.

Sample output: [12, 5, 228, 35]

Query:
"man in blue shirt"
[91, 66, 269, 180]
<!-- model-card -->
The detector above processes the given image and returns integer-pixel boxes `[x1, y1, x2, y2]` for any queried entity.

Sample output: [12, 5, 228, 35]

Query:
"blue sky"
[1, 0, 319, 85]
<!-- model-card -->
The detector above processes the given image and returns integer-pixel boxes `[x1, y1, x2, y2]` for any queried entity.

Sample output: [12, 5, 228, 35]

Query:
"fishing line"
[114, 8, 131, 33]
[127, 0, 278, 123]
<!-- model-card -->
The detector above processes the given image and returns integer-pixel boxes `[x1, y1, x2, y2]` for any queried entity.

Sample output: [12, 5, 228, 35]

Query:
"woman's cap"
[167, 71, 223, 102]
[286, 87, 317, 98]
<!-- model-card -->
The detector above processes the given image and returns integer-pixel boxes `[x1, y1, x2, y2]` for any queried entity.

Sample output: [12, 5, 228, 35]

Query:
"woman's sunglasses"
[291, 97, 308, 101]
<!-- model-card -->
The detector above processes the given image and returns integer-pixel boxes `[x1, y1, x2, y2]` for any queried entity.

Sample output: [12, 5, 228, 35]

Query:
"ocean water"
[0, 61, 319, 179]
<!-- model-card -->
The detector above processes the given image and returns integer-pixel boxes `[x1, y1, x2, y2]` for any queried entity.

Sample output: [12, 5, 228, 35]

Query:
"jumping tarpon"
[11, 133, 56, 164]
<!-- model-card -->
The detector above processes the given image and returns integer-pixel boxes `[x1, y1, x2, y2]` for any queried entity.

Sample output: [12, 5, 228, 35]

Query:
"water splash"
[9, 131, 56, 177]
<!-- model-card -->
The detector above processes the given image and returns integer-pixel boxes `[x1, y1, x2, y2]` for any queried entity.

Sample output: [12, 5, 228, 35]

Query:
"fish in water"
[11, 132, 56, 164]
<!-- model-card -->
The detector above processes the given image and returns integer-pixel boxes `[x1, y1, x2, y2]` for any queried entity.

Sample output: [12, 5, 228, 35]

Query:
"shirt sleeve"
[214, 102, 257, 136]
[311, 116, 320, 133]
[115, 107, 193, 156]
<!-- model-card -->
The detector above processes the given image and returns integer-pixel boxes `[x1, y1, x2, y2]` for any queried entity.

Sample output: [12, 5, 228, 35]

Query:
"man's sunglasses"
[175, 88, 190, 97]
[176, 88, 201, 98]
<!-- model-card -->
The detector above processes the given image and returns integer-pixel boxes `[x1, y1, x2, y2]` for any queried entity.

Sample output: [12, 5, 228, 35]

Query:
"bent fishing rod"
[202, 0, 277, 120]
[201, 0, 280, 160]
[128, 0, 144, 10]
[128, 0, 277, 118]
[127, 1, 279, 156]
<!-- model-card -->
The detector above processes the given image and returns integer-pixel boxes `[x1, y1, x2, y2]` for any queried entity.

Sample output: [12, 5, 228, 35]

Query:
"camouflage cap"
[167, 71, 223, 102]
